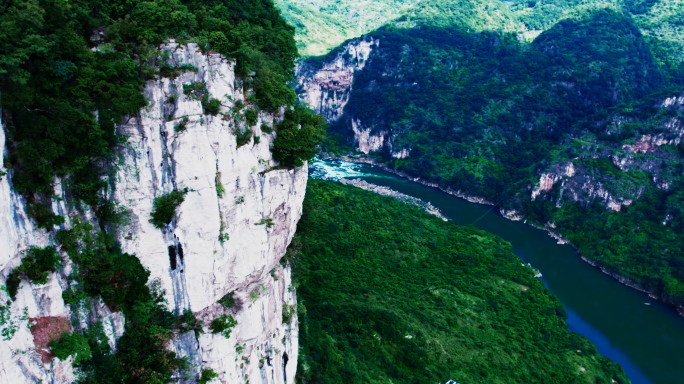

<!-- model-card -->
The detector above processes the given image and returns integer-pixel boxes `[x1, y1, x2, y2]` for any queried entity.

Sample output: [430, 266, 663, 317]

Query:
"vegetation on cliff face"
[298, 0, 684, 307]
[290, 180, 629, 384]
[0, 0, 306, 212]
[0, 0, 320, 382]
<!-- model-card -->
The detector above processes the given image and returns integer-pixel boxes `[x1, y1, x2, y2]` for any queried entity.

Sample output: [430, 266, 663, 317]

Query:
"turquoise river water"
[310, 159, 684, 384]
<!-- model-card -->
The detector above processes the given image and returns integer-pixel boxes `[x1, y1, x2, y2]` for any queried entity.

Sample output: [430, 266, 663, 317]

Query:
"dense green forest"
[294, 0, 684, 308]
[0, 0, 322, 382]
[275, 0, 422, 56]
[290, 180, 629, 384]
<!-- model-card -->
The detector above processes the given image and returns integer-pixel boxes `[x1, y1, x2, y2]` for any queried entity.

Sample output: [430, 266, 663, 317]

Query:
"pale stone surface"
[0, 43, 303, 384]
[296, 36, 377, 122]
[296, 37, 411, 157]
[530, 160, 641, 212]
[531, 162, 575, 201]
[0, 106, 77, 384]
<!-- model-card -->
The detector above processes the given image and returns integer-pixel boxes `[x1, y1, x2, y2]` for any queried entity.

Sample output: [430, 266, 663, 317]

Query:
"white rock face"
[0, 106, 77, 384]
[531, 162, 574, 201]
[351, 120, 387, 154]
[0, 43, 304, 384]
[531, 160, 641, 212]
[296, 37, 411, 157]
[296, 36, 377, 122]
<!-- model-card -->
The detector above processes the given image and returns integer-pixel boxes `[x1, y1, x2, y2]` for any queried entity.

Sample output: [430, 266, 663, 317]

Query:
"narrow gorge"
[295, 18, 684, 314]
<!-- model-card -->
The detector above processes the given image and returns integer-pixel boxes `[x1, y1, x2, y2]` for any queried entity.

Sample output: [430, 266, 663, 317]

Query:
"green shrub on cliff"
[27, 203, 65, 230]
[272, 105, 326, 168]
[7, 246, 62, 299]
[211, 314, 237, 338]
[49, 332, 92, 365]
[150, 189, 188, 229]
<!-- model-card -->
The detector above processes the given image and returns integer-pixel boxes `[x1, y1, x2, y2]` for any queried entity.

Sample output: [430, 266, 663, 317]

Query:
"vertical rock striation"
[0, 43, 304, 384]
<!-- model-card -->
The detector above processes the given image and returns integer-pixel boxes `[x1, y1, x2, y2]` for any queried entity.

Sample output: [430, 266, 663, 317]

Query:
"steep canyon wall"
[0, 43, 303, 384]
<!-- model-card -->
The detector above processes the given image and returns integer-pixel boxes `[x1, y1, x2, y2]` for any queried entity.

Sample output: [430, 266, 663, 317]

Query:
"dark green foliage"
[6, 246, 60, 300]
[17, 246, 61, 285]
[210, 314, 237, 338]
[202, 97, 222, 116]
[18, 246, 61, 284]
[272, 105, 326, 168]
[62, 288, 87, 305]
[245, 109, 258, 126]
[232, 99, 245, 114]
[27, 203, 65, 230]
[261, 123, 273, 134]
[49, 332, 92, 365]
[534, 8, 662, 108]
[80, 247, 150, 312]
[6, 270, 20, 301]
[178, 310, 204, 339]
[57, 222, 185, 383]
[94, 201, 129, 228]
[150, 189, 188, 229]
[183, 81, 208, 99]
[235, 128, 253, 148]
[175, 116, 189, 133]
[217, 292, 236, 308]
[198, 368, 219, 384]
[292, 180, 629, 384]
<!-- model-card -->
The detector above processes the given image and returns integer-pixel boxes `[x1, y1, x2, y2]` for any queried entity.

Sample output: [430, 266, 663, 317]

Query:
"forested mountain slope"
[293, 0, 684, 311]
[289, 180, 630, 384]
[274, 0, 422, 56]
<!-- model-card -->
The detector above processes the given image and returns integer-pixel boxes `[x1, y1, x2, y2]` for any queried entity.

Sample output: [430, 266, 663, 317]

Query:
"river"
[310, 159, 684, 384]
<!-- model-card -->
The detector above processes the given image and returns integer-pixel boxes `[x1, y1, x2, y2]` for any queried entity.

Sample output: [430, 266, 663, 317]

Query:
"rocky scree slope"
[0, 43, 304, 384]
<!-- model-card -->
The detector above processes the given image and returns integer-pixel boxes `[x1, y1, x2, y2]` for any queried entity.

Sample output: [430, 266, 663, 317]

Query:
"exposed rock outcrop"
[0, 43, 303, 384]
[531, 160, 641, 212]
[339, 178, 448, 220]
[531, 162, 575, 201]
[296, 37, 415, 158]
[296, 36, 378, 122]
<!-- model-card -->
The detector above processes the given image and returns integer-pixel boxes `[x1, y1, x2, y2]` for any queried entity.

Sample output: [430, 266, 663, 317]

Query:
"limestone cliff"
[529, 92, 684, 214]
[0, 43, 303, 384]
[296, 37, 413, 158]
[296, 36, 377, 123]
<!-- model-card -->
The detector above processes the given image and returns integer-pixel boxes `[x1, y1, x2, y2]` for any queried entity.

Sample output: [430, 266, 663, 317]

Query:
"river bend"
[311, 159, 684, 384]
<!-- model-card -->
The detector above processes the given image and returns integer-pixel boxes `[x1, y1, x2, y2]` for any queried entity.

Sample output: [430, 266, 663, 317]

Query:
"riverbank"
[339, 178, 449, 221]
[325, 154, 684, 317]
